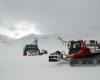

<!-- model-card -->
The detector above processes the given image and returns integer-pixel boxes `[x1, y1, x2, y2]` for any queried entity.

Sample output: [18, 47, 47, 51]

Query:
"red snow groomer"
[49, 40, 100, 66]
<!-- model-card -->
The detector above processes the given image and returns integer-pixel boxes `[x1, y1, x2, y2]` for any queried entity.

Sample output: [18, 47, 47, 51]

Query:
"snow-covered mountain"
[15, 34, 66, 53]
[0, 34, 15, 45]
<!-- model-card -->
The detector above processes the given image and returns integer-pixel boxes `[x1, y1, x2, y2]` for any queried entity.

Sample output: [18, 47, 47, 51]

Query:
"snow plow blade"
[49, 51, 64, 62]
[49, 56, 59, 62]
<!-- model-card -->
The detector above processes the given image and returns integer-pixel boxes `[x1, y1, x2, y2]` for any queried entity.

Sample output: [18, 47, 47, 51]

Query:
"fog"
[0, 0, 100, 39]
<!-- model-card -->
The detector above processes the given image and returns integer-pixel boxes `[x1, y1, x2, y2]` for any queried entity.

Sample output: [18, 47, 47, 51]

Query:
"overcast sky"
[0, 0, 100, 39]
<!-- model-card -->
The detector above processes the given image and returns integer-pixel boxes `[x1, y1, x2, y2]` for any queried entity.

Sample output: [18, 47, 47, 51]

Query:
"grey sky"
[0, 0, 100, 39]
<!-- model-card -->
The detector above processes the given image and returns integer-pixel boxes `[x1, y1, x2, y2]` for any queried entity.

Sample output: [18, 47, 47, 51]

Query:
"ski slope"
[0, 36, 100, 80]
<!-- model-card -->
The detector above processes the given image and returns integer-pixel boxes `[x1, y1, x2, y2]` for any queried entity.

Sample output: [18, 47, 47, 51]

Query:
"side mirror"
[67, 44, 70, 48]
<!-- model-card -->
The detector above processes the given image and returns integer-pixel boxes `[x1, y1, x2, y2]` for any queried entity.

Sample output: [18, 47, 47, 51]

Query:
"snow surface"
[0, 35, 100, 80]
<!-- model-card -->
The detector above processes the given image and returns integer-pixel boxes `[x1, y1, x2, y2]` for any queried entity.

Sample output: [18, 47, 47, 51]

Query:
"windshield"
[70, 42, 80, 52]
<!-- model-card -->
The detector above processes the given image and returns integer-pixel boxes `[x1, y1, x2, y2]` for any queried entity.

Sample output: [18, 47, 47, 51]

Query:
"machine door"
[69, 42, 81, 54]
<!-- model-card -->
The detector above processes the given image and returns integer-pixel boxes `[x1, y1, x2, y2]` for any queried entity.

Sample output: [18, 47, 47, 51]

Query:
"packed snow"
[0, 35, 100, 80]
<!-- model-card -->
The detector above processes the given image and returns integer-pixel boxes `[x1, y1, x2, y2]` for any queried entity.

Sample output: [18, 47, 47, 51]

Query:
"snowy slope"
[0, 35, 100, 80]
[0, 35, 14, 44]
